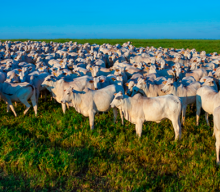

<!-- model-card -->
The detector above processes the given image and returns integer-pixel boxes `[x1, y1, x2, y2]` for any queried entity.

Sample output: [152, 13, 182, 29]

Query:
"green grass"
[0, 39, 220, 191]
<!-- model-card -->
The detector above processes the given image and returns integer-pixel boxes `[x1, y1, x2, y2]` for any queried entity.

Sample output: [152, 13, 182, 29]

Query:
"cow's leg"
[36, 89, 40, 104]
[119, 109, 124, 125]
[15, 101, 17, 107]
[50, 93, 55, 103]
[136, 121, 143, 138]
[216, 141, 220, 165]
[20, 99, 31, 115]
[8, 100, 17, 117]
[191, 103, 194, 110]
[89, 111, 95, 130]
[7, 104, 9, 112]
[113, 107, 118, 123]
[66, 103, 70, 110]
[30, 92, 37, 117]
[205, 112, 210, 126]
[181, 106, 186, 126]
[196, 96, 202, 126]
[213, 126, 216, 137]
[216, 128, 220, 165]
[61, 103, 66, 114]
[171, 117, 182, 140]
[6, 101, 9, 112]
[44, 91, 47, 102]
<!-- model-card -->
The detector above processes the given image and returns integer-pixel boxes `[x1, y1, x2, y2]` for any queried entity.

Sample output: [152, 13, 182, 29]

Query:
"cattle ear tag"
[64, 90, 66, 92]
[214, 68, 216, 71]
[181, 70, 184, 73]
[125, 83, 129, 86]
[89, 80, 94, 83]
[114, 93, 117, 96]
[204, 79, 206, 82]
[163, 81, 167, 84]
[100, 79, 104, 83]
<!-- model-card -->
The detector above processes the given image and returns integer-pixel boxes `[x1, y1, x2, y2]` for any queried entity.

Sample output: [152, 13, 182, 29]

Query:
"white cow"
[61, 84, 124, 129]
[110, 92, 182, 140]
[131, 77, 167, 97]
[161, 79, 201, 125]
[196, 86, 220, 126]
[213, 106, 220, 164]
[0, 82, 37, 117]
[42, 75, 95, 113]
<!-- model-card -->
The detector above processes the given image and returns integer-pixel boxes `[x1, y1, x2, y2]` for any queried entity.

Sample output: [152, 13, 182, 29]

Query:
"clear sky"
[1, 0, 220, 39]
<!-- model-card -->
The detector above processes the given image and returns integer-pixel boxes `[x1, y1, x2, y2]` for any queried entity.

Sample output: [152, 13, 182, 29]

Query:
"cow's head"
[110, 91, 124, 108]
[161, 79, 174, 93]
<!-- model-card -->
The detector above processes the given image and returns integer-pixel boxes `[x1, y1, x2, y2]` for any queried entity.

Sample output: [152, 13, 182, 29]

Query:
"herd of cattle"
[1, 40, 220, 163]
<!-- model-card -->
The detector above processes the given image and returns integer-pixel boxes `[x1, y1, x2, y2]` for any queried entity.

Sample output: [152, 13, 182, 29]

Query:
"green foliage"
[0, 40, 220, 191]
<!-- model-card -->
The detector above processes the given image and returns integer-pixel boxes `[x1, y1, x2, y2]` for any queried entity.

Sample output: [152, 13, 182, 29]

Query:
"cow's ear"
[163, 81, 167, 84]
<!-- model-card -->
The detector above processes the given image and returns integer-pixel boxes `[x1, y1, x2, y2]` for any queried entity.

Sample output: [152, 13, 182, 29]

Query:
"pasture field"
[0, 39, 220, 191]
[1, 39, 220, 54]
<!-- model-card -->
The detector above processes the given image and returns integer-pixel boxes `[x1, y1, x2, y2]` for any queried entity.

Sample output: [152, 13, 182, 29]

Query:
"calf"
[161, 79, 201, 125]
[213, 106, 220, 164]
[42, 75, 95, 113]
[196, 86, 220, 126]
[61, 84, 124, 129]
[0, 82, 37, 117]
[110, 92, 182, 140]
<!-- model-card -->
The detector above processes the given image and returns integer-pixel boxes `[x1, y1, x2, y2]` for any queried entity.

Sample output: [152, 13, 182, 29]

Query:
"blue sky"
[1, 0, 220, 39]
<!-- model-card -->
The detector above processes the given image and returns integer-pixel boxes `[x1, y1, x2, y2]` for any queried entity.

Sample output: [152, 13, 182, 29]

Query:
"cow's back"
[141, 95, 181, 122]
[197, 86, 218, 114]
[92, 85, 119, 112]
